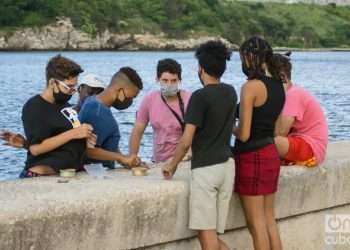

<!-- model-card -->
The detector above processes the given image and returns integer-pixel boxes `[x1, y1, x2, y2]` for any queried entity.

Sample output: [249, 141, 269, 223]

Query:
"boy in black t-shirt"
[20, 55, 96, 177]
[162, 41, 237, 250]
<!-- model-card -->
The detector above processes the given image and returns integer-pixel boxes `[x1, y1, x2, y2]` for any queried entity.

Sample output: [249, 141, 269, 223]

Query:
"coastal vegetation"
[1, 0, 350, 48]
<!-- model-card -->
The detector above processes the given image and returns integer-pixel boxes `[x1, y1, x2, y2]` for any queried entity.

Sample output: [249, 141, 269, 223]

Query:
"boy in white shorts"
[162, 40, 237, 250]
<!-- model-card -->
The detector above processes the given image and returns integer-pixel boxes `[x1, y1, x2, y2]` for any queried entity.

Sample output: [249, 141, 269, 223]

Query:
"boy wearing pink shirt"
[274, 53, 328, 166]
[129, 59, 191, 163]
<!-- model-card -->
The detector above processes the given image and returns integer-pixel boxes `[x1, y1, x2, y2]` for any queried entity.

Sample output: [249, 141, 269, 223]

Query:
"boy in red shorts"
[274, 52, 328, 167]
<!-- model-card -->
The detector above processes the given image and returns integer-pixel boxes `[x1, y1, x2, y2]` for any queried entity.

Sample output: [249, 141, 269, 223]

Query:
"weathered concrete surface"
[145, 204, 350, 250]
[0, 141, 349, 250]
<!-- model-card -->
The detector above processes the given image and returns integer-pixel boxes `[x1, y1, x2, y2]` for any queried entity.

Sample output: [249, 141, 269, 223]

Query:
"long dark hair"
[239, 36, 280, 81]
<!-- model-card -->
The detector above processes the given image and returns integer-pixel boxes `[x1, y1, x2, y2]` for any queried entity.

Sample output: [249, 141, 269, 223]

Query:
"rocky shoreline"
[0, 18, 238, 51]
[0, 18, 349, 52]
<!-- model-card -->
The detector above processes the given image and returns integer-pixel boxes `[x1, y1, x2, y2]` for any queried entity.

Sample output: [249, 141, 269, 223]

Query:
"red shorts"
[285, 136, 316, 166]
[234, 144, 280, 195]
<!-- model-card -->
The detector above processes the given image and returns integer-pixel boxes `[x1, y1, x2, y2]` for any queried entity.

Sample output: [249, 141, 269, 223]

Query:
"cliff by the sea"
[0, 18, 238, 51]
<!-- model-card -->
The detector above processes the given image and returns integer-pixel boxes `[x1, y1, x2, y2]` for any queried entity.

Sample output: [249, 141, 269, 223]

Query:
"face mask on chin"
[112, 89, 133, 110]
[53, 91, 73, 105]
[160, 83, 179, 97]
[53, 83, 73, 105]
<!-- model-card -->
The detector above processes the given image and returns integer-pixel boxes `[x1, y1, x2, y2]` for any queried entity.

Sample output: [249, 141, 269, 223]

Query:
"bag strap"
[161, 91, 185, 132]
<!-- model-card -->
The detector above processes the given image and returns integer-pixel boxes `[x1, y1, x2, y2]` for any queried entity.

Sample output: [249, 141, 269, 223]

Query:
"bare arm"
[275, 115, 295, 137]
[129, 122, 147, 155]
[162, 124, 196, 179]
[236, 83, 255, 142]
[87, 147, 140, 168]
[29, 124, 93, 156]
[87, 147, 124, 161]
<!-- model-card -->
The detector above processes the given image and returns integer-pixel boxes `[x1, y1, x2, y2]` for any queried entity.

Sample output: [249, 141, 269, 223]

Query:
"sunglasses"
[55, 79, 77, 93]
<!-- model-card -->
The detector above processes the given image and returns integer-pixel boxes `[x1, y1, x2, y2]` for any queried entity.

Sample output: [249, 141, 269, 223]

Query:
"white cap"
[80, 74, 105, 89]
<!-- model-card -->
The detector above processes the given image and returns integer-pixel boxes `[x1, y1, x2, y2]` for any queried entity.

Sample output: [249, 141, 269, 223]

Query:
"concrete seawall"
[1, 141, 350, 250]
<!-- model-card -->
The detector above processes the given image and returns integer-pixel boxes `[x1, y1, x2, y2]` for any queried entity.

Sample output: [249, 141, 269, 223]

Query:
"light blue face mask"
[160, 83, 179, 97]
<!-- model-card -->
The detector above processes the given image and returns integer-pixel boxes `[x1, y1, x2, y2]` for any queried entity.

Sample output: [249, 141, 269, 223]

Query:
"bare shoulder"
[242, 79, 263, 93]
[245, 79, 264, 87]
[244, 79, 267, 93]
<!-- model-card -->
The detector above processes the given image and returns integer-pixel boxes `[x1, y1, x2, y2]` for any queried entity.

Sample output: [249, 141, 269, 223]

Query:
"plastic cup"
[84, 164, 107, 179]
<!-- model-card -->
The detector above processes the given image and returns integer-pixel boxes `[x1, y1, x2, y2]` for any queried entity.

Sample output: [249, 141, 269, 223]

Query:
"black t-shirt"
[22, 95, 86, 172]
[185, 83, 237, 169]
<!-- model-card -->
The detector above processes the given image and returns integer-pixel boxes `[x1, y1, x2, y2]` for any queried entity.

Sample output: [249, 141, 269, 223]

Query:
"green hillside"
[1, 0, 350, 48]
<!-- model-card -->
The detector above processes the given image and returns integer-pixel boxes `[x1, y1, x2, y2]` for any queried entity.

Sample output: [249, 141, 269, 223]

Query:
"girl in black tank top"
[232, 36, 285, 250]
[234, 75, 285, 153]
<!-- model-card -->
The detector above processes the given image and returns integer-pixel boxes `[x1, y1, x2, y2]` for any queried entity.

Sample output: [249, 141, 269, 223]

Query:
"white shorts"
[189, 158, 234, 234]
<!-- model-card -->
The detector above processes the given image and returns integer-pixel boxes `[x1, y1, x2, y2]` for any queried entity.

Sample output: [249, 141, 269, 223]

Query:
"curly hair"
[195, 40, 232, 79]
[157, 58, 182, 80]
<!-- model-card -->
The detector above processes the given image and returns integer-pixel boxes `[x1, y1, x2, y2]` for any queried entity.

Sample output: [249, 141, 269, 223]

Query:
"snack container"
[132, 167, 149, 176]
[59, 168, 76, 178]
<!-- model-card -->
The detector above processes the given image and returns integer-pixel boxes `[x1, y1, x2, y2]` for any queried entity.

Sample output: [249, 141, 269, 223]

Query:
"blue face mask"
[160, 83, 179, 97]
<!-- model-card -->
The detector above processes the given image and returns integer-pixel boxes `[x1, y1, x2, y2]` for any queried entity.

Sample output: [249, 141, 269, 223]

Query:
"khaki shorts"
[189, 158, 234, 234]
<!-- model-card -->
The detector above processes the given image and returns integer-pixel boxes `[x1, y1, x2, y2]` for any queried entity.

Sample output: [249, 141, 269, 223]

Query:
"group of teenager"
[0, 36, 328, 250]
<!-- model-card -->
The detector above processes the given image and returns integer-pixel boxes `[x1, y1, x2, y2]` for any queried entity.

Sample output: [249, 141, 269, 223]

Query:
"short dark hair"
[195, 40, 231, 79]
[157, 58, 182, 80]
[46, 55, 83, 84]
[117, 67, 143, 90]
[272, 52, 292, 81]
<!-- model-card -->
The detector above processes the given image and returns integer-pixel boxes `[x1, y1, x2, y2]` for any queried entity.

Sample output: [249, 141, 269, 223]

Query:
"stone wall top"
[0, 141, 349, 250]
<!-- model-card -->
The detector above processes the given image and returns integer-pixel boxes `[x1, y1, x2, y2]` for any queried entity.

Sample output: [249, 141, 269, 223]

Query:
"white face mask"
[160, 83, 179, 97]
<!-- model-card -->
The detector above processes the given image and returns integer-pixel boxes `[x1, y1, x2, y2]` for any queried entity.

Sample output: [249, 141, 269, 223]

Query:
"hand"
[182, 154, 192, 162]
[132, 154, 142, 167]
[70, 123, 93, 139]
[0, 131, 26, 148]
[182, 149, 192, 162]
[119, 154, 141, 169]
[162, 164, 177, 180]
[139, 161, 150, 169]
[87, 133, 97, 148]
